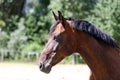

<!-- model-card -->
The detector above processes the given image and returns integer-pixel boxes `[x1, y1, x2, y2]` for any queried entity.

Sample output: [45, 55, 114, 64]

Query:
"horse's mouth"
[39, 63, 52, 74]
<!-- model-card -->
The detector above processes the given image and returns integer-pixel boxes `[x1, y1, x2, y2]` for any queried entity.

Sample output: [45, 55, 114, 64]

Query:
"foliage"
[7, 18, 27, 60]
[0, 0, 50, 61]
[87, 0, 120, 37]
[0, 20, 6, 27]
[24, 13, 49, 44]
[0, 30, 9, 48]
[21, 42, 43, 59]
[112, 0, 120, 42]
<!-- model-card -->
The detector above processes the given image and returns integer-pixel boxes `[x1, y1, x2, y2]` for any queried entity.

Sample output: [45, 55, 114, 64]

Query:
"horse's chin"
[39, 63, 52, 74]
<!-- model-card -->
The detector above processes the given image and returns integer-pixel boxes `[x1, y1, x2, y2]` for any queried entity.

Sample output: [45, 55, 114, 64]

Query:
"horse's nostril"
[39, 63, 43, 70]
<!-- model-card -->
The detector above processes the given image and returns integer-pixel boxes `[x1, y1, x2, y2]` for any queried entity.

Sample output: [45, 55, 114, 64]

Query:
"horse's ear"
[58, 11, 66, 27]
[52, 11, 58, 21]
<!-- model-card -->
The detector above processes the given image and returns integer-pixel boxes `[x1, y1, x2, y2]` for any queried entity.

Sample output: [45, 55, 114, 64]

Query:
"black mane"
[73, 19, 119, 48]
[50, 19, 119, 48]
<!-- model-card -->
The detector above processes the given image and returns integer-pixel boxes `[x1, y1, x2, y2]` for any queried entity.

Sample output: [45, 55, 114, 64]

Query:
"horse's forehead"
[54, 20, 73, 31]
[53, 23, 65, 35]
[50, 20, 74, 36]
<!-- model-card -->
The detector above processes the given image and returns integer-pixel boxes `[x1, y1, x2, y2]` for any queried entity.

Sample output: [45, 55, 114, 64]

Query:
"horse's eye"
[67, 17, 72, 20]
[53, 36, 57, 40]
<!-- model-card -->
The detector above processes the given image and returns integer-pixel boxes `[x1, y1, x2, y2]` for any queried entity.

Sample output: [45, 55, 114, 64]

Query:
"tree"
[24, 0, 50, 44]
[0, 0, 26, 19]
[0, 0, 51, 61]
[0, 0, 26, 33]
[112, 0, 120, 42]
[7, 18, 27, 60]
[87, 0, 120, 43]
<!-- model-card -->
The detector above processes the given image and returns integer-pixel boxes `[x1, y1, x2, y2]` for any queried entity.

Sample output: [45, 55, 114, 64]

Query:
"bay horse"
[38, 11, 120, 80]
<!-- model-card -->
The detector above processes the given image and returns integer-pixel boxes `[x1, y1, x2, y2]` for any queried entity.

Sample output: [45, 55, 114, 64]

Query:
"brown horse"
[38, 11, 120, 80]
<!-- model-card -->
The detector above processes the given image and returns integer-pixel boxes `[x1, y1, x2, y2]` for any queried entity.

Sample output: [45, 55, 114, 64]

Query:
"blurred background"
[0, 0, 120, 80]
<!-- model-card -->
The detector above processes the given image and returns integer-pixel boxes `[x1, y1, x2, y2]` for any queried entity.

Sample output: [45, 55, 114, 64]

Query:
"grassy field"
[0, 62, 90, 80]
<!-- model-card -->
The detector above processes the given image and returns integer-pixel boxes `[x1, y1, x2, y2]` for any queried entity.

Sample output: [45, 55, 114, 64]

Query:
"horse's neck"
[76, 32, 120, 80]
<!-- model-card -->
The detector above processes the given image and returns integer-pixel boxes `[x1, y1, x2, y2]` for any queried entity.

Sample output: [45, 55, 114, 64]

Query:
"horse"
[38, 11, 120, 80]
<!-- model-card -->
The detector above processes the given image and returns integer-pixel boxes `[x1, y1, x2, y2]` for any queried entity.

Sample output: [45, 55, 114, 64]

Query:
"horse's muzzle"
[39, 62, 52, 74]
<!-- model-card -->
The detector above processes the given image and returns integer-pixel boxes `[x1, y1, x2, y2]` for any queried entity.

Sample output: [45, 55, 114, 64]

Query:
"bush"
[21, 42, 44, 61]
